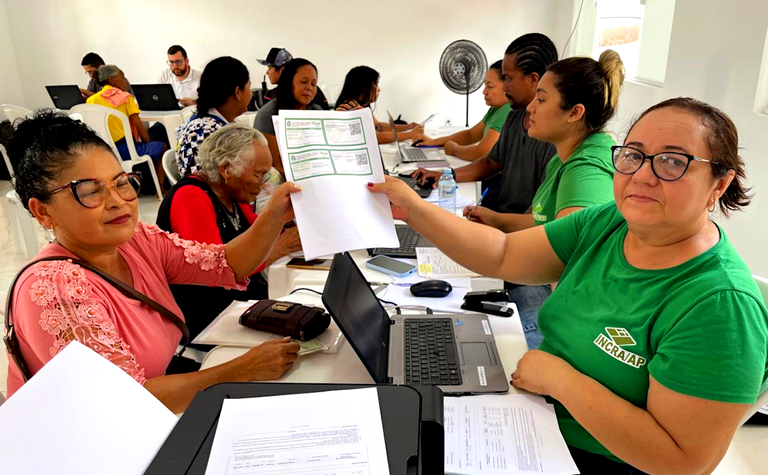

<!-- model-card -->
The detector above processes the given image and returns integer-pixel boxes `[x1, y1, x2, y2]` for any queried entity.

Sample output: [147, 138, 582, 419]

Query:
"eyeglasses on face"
[47, 172, 142, 208]
[611, 145, 725, 182]
[167, 59, 185, 66]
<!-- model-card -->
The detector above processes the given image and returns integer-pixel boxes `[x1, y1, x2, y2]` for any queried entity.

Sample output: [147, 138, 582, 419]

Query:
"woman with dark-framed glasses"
[6, 110, 302, 412]
[156, 124, 302, 341]
[367, 97, 767, 473]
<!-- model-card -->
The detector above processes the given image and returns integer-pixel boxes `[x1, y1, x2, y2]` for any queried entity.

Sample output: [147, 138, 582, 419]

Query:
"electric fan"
[439, 39, 488, 127]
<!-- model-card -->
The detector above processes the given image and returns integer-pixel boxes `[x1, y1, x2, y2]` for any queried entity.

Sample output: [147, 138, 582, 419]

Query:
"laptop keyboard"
[404, 319, 463, 386]
[398, 175, 424, 192]
[375, 225, 420, 257]
[402, 147, 430, 162]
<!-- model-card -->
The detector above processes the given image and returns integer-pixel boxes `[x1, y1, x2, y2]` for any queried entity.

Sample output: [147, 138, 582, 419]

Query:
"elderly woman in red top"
[6, 110, 300, 412]
[156, 124, 301, 340]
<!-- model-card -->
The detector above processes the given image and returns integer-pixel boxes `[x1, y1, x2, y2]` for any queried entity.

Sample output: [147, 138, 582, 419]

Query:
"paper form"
[276, 109, 399, 260]
[444, 395, 579, 475]
[416, 247, 480, 277]
[0, 341, 178, 475]
[205, 387, 391, 475]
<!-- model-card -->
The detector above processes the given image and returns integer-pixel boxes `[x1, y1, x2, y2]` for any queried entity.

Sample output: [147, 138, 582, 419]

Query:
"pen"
[414, 145, 440, 149]
[466, 188, 489, 218]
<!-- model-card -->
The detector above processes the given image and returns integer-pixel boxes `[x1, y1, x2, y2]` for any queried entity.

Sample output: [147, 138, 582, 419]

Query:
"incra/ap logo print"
[593, 327, 647, 369]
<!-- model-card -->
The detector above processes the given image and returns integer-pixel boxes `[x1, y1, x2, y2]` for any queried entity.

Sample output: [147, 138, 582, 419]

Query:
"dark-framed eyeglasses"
[167, 59, 185, 66]
[47, 172, 142, 209]
[611, 145, 725, 182]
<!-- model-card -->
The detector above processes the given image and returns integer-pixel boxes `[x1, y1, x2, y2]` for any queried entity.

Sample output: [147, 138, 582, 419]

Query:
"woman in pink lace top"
[6, 110, 301, 412]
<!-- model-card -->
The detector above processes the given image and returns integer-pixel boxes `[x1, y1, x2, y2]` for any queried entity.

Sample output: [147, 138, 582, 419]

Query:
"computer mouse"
[417, 177, 436, 190]
[410, 280, 453, 298]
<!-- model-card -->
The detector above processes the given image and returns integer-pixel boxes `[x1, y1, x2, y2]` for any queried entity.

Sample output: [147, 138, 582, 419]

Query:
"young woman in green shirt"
[466, 50, 625, 232]
[368, 98, 766, 473]
[410, 61, 511, 161]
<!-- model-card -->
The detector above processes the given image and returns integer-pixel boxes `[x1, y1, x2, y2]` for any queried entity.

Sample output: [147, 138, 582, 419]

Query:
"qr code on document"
[355, 153, 368, 166]
[349, 122, 362, 136]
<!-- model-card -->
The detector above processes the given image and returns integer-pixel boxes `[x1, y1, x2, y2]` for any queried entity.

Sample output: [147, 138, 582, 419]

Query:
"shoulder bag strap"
[4, 256, 189, 382]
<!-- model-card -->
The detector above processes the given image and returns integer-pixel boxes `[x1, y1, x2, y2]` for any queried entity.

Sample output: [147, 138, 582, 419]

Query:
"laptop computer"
[131, 84, 181, 111]
[387, 111, 447, 165]
[322, 252, 509, 395]
[369, 224, 435, 258]
[45, 85, 85, 109]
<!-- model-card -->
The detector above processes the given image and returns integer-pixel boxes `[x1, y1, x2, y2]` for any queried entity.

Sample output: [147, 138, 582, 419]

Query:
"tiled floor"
[0, 180, 161, 399]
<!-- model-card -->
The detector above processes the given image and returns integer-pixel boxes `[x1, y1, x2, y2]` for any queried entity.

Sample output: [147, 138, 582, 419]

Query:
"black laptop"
[131, 84, 180, 111]
[322, 252, 508, 395]
[45, 85, 85, 109]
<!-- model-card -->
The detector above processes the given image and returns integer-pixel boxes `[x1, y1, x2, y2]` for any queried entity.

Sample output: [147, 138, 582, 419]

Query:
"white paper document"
[205, 387, 391, 475]
[277, 109, 399, 259]
[444, 395, 579, 475]
[0, 341, 178, 475]
[417, 247, 479, 277]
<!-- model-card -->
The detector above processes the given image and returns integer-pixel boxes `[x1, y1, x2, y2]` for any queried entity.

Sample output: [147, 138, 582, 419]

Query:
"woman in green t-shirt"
[410, 60, 511, 161]
[368, 98, 766, 474]
[466, 50, 625, 232]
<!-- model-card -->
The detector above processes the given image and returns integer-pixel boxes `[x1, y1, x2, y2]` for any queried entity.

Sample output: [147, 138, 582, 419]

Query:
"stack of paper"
[0, 341, 178, 475]
[275, 108, 399, 259]
[444, 394, 579, 475]
[417, 247, 479, 277]
[205, 387, 391, 475]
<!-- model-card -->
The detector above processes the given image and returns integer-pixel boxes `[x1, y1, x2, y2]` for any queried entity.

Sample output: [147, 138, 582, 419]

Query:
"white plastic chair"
[739, 275, 768, 425]
[234, 115, 254, 127]
[180, 105, 196, 123]
[70, 104, 163, 200]
[162, 149, 180, 186]
[1, 104, 33, 127]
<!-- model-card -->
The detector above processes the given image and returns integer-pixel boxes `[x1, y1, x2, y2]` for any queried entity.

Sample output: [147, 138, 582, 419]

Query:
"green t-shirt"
[481, 103, 511, 137]
[531, 132, 615, 225]
[541, 202, 768, 461]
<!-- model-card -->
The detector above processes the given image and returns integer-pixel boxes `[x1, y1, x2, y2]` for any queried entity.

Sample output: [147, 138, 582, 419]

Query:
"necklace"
[223, 205, 242, 231]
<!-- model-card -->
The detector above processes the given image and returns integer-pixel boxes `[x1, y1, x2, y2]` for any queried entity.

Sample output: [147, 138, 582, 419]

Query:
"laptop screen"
[322, 253, 391, 383]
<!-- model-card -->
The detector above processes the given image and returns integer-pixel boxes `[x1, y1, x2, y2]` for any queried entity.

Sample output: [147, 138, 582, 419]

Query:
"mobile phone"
[365, 256, 417, 277]
[286, 258, 333, 270]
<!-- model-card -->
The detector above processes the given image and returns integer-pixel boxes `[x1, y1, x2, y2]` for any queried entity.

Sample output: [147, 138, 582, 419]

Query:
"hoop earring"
[708, 201, 717, 213]
[43, 225, 56, 242]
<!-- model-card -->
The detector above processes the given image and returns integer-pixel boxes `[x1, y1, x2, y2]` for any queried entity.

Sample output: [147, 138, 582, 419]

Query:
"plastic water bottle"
[438, 169, 457, 214]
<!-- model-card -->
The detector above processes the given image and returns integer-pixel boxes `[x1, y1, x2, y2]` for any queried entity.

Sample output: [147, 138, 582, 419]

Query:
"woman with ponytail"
[466, 50, 625, 232]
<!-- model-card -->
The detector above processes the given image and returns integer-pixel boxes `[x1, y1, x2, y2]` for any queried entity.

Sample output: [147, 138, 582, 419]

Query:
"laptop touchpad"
[460, 342, 492, 366]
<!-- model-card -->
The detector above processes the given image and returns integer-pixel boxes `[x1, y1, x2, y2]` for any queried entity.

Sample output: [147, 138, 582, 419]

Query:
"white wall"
[3, 0, 563, 127]
[559, 0, 768, 276]
[0, 0, 25, 121]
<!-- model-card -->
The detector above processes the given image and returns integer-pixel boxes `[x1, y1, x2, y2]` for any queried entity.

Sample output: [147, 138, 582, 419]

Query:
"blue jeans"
[116, 140, 165, 162]
[506, 284, 552, 350]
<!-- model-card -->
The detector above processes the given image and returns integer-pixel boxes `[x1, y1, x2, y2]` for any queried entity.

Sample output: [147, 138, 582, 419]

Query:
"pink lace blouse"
[6, 222, 247, 397]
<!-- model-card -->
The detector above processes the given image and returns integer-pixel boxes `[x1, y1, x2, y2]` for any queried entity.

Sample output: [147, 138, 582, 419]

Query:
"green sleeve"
[649, 291, 768, 404]
[484, 105, 510, 133]
[555, 161, 614, 214]
[543, 207, 587, 265]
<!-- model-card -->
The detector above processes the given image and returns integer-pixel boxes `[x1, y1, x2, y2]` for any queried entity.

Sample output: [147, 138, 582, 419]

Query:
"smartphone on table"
[365, 256, 417, 277]
[286, 258, 333, 270]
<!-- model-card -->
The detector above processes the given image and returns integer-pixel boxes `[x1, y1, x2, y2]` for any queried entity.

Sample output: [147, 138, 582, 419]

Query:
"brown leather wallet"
[238, 300, 330, 341]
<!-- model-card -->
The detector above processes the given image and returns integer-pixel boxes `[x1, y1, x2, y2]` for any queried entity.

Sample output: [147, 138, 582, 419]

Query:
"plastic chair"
[739, 275, 768, 425]
[180, 105, 196, 123]
[234, 115, 254, 127]
[162, 149, 180, 186]
[1, 104, 33, 128]
[4, 190, 42, 258]
[70, 104, 163, 200]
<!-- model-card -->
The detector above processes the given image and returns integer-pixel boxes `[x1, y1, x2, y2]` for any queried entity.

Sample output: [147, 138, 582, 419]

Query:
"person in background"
[176, 56, 252, 178]
[80, 53, 134, 99]
[410, 60, 510, 160]
[80, 52, 104, 99]
[6, 111, 302, 412]
[86, 65, 167, 188]
[334, 65, 424, 144]
[254, 58, 321, 175]
[157, 45, 201, 107]
[156, 125, 301, 340]
[258, 47, 330, 110]
[370, 97, 767, 474]
[466, 50, 625, 232]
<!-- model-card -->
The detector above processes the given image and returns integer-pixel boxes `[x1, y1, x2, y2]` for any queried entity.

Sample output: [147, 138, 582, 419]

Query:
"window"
[569, 0, 676, 85]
